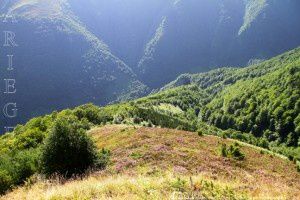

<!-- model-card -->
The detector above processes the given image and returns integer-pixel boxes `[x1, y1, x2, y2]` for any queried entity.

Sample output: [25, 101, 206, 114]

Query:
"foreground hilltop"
[2, 125, 300, 200]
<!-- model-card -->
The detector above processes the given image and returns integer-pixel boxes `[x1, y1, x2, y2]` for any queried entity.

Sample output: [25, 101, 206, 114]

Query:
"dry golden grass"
[1, 172, 250, 200]
[2, 125, 300, 200]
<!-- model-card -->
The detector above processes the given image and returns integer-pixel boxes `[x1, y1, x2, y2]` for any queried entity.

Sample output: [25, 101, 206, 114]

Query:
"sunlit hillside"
[2, 125, 300, 200]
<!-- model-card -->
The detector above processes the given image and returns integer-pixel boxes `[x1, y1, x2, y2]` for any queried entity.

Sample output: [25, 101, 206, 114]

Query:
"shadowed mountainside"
[1, 0, 300, 129]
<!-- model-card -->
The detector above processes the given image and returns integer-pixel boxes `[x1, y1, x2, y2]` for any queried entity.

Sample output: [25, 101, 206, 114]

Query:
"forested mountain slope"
[137, 0, 300, 87]
[1, 0, 300, 129]
[158, 47, 300, 158]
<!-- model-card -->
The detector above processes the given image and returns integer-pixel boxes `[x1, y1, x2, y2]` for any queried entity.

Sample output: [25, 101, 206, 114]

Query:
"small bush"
[41, 116, 109, 177]
[96, 148, 111, 168]
[220, 142, 245, 160]
[257, 138, 269, 149]
[113, 114, 124, 124]
[288, 155, 294, 161]
[130, 152, 143, 159]
[0, 169, 13, 194]
[73, 104, 107, 125]
[132, 116, 142, 124]
[220, 132, 228, 139]
[197, 130, 203, 137]
[171, 177, 187, 192]
[221, 144, 228, 157]
[229, 143, 245, 160]
[147, 120, 153, 127]
[297, 162, 300, 172]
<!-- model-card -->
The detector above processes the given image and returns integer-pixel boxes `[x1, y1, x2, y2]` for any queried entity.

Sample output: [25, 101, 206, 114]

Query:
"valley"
[1, 0, 300, 129]
[0, 1, 299, 199]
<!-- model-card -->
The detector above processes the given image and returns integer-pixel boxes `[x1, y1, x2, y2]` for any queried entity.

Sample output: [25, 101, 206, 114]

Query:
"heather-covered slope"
[1, 125, 300, 200]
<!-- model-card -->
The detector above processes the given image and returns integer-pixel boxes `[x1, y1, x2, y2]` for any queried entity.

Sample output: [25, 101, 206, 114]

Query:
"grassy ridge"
[2, 125, 300, 199]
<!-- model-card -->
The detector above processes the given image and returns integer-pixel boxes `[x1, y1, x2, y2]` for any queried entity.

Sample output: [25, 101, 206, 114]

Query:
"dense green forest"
[0, 48, 299, 193]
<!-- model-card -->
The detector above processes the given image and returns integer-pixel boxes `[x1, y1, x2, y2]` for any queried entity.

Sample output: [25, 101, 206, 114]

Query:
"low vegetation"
[1, 173, 247, 200]
[2, 125, 300, 199]
[220, 142, 245, 160]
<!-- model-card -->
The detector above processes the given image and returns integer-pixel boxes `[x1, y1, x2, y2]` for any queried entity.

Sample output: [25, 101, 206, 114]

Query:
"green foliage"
[204, 62, 300, 145]
[171, 177, 187, 192]
[73, 104, 112, 125]
[159, 49, 300, 162]
[0, 169, 12, 194]
[197, 130, 203, 137]
[41, 116, 108, 177]
[0, 105, 109, 193]
[0, 148, 40, 194]
[221, 144, 227, 157]
[13, 149, 40, 184]
[295, 159, 300, 172]
[220, 143, 245, 160]
[130, 152, 143, 160]
[191, 49, 300, 160]
[13, 128, 45, 150]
